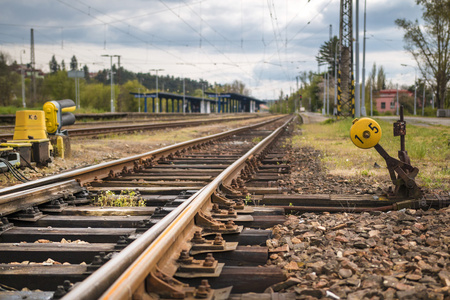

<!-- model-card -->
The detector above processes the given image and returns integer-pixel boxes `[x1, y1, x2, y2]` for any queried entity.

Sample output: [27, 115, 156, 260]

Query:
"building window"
[381, 102, 386, 109]
[390, 101, 395, 108]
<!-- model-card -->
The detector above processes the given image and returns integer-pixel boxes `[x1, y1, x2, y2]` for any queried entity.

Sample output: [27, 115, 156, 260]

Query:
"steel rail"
[66, 115, 257, 136]
[0, 115, 262, 140]
[61, 188, 205, 300]
[63, 115, 294, 300]
[0, 116, 286, 197]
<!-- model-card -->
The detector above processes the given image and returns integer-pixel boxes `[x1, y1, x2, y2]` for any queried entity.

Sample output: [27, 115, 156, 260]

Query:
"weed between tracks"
[294, 118, 450, 191]
[94, 190, 146, 207]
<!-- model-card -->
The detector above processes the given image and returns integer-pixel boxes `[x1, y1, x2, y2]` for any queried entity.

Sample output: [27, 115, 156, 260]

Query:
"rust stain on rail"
[102, 206, 193, 299]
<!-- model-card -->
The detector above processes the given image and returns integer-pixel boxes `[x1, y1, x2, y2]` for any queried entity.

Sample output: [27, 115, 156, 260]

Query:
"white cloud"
[0, 0, 423, 99]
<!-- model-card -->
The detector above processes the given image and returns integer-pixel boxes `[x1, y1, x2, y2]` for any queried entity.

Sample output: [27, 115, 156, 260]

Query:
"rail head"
[0, 116, 286, 197]
[62, 115, 295, 300]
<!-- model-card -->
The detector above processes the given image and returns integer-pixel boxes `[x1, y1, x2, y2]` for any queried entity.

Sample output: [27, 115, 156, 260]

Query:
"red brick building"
[375, 89, 413, 114]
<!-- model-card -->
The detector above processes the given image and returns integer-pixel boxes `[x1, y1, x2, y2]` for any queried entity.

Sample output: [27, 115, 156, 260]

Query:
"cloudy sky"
[0, 0, 423, 99]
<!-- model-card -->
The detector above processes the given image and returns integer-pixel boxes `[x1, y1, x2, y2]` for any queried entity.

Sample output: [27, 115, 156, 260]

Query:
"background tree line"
[0, 52, 251, 113]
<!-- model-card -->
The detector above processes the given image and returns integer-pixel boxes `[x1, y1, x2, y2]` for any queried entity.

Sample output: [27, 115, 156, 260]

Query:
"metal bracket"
[195, 211, 243, 235]
[146, 267, 195, 299]
[211, 203, 237, 219]
[212, 191, 251, 212]
[9, 206, 44, 221]
[211, 191, 236, 209]
[220, 184, 243, 196]
[190, 231, 238, 255]
[0, 217, 13, 231]
[175, 250, 224, 278]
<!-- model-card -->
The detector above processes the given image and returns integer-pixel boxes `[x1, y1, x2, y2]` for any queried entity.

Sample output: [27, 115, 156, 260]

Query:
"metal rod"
[400, 106, 405, 152]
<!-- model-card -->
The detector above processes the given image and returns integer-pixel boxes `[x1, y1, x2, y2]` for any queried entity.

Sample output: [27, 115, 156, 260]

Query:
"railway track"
[0, 114, 262, 140]
[0, 115, 291, 299]
[0, 114, 448, 299]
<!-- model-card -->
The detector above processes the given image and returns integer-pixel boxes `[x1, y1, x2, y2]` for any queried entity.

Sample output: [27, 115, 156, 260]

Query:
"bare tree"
[396, 0, 450, 109]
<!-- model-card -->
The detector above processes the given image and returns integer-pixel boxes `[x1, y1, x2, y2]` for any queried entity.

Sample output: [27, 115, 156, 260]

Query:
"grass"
[294, 118, 450, 191]
[94, 190, 145, 207]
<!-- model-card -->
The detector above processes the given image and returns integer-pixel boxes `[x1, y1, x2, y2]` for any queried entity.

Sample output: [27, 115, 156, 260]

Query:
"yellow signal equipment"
[43, 100, 76, 134]
[350, 117, 382, 149]
[13, 110, 47, 140]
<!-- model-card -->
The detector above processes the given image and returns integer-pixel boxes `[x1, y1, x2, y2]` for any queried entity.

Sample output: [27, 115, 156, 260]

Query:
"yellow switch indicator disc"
[350, 118, 382, 149]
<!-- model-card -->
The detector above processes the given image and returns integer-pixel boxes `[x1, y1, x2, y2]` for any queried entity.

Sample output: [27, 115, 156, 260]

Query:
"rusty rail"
[63, 116, 295, 300]
[0, 116, 285, 195]
[0, 115, 263, 140]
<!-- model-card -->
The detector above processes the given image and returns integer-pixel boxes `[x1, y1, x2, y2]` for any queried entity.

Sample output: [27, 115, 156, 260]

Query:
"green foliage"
[395, 0, 450, 109]
[43, 70, 73, 100]
[316, 36, 339, 75]
[0, 52, 21, 106]
[117, 79, 146, 112]
[252, 137, 262, 143]
[94, 190, 146, 207]
[80, 83, 113, 111]
[244, 194, 252, 205]
[423, 107, 437, 117]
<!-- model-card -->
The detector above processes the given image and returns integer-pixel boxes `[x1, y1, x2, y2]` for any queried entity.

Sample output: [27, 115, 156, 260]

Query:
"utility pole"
[150, 69, 164, 113]
[355, 0, 360, 118]
[396, 83, 399, 115]
[401, 64, 417, 115]
[102, 54, 120, 112]
[20, 50, 26, 108]
[334, 43, 338, 116]
[117, 56, 121, 84]
[361, 0, 367, 116]
[422, 84, 425, 116]
[183, 77, 186, 113]
[30, 28, 36, 105]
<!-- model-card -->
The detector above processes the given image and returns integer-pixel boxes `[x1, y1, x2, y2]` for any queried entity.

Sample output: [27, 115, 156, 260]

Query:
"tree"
[0, 52, 21, 106]
[61, 59, 66, 71]
[367, 62, 377, 89]
[395, 0, 450, 109]
[315, 36, 339, 75]
[49, 55, 60, 73]
[70, 55, 78, 70]
[377, 65, 386, 91]
[83, 64, 90, 82]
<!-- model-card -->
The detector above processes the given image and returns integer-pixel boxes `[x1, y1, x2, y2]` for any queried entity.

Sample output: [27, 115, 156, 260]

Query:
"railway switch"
[350, 107, 422, 200]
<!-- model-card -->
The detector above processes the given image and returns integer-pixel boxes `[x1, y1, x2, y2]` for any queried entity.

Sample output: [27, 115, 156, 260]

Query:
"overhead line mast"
[337, 0, 355, 118]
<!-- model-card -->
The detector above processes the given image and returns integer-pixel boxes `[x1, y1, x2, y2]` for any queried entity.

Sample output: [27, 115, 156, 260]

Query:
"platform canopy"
[129, 91, 265, 113]
[129, 92, 216, 113]
[205, 92, 266, 113]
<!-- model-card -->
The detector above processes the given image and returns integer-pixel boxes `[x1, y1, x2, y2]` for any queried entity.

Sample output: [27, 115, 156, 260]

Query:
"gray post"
[110, 56, 114, 112]
[431, 90, 434, 109]
[422, 85, 425, 116]
[396, 83, 399, 115]
[361, 0, 367, 116]
[183, 77, 186, 113]
[354, 0, 360, 117]
[326, 72, 330, 115]
[414, 84, 417, 115]
[334, 44, 338, 116]
[370, 84, 373, 116]
[322, 74, 326, 115]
